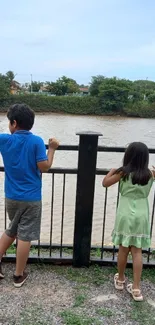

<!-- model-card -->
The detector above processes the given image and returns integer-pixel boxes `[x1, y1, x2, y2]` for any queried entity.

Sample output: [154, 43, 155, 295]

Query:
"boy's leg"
[0, 197, 18, 276]
[13, 201, 41, 286]
[1, 198, 20, 260]
[15, 240, 31, 276]
[117, 245, 130, 281]
[0, 233, 16, 278]
[0, 232, 16, 260]
[131, 246, 143, 292]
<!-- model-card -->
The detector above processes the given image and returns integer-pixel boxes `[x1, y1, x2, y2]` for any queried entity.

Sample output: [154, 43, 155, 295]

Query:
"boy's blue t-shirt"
[0, 130, 47, 201]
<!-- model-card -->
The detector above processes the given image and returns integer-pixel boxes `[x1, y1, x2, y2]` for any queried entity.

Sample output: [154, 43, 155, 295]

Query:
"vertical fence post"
[73, 131, 102, 267]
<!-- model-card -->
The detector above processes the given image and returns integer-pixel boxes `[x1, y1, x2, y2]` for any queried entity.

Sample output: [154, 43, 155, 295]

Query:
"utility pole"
[144, 76, 148, 100]
[30, 74, 33, 93]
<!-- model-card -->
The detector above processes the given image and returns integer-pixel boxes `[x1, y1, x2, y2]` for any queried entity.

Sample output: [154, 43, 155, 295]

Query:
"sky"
[0, 0, 155, 84]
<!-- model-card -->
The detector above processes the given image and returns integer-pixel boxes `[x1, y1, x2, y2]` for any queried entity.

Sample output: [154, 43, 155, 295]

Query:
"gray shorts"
[5, 198, 42, 242]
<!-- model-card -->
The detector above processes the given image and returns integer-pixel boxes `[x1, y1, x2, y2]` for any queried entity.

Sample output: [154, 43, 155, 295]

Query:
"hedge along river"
[0, 113, 155, 246]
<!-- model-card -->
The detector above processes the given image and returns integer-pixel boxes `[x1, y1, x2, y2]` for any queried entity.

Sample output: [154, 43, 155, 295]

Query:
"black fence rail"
[1, 131, 155, 267]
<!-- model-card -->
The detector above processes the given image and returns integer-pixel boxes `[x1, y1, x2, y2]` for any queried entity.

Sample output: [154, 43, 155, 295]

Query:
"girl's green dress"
[112, 175, 154, 248]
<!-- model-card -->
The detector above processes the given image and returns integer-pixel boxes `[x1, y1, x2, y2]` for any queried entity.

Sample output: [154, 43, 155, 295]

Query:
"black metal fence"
[2, 132, 155, 267]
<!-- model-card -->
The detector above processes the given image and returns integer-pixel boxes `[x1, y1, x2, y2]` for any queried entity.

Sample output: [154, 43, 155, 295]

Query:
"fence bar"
[45, 144, 78, 151]
[60, 174, 66, 258]
[4, 201, 7, 230]
[98, 146, 155, 153]
[147, 192, 155, 263]
[101, 188, 108, 259]
[73, 131, 102, 267]
[49, 174, 55, 257]
[44, 143, 155, 154]
[112, 183, 120, 261]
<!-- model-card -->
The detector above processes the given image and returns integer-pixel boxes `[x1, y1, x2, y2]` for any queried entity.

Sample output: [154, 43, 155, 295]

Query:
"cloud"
[1, 0, 155, 83]
[42, 42, 155, 71]
[43, 58, 98, 69]
[109, 42, 155, 65]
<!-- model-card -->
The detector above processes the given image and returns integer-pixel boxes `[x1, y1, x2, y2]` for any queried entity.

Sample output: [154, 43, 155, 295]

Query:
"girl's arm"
[102, 168, 122, 187]
[151, 167, 155, 179]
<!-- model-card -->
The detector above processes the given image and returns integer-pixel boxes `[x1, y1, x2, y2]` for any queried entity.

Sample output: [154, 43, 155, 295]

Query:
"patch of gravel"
[71, 278, 138, 325]
[0, 263, 155, 325]
[0, 264, 74, 324]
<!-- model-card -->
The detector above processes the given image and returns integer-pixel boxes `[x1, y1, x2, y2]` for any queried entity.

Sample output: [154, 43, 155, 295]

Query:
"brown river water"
[0, 113, 155, 247]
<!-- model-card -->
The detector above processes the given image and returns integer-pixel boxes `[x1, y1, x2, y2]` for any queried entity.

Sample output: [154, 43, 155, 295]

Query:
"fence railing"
[1, 131, 155, 267]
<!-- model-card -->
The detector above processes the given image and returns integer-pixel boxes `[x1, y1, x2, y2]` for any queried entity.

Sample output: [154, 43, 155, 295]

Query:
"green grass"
[6, 244, 16, 254]
[31, 264, 155, 287]
[73, 294, 87, 307]
[19, 304, 53, 325]
[90, 248, 101, 258]
[96, 308, 113, 317]
[75, 285, 89, 291]
[60, 310, 101, 325]
[52, 264, 116, 285]
[129, 301, 155, 325]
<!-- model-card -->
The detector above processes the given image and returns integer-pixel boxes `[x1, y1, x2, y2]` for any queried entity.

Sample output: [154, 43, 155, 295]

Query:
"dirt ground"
[1, 263, 155, 325]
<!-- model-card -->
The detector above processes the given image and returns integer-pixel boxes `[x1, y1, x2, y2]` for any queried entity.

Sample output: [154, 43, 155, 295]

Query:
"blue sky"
[0, 0, 155, 84]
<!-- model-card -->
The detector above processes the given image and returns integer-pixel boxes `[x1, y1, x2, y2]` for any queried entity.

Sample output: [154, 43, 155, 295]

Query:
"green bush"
[124, 101, 155, 118]
[0, 94, 102, 115]
[1, 94, 155, 118]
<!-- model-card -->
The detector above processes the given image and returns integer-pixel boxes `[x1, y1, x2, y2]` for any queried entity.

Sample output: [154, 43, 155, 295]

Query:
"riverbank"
[1, 94, 155, 118]
[1, 263, 155, 325]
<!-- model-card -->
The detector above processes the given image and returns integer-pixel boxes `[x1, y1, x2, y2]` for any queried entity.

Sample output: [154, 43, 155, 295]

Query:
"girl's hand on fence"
[102, 168, 121, 187]
[48, 138, 59, 150]
[108, 168, 117, 175]
[152, 166, 155, 179]
[111, 168, 117, 173]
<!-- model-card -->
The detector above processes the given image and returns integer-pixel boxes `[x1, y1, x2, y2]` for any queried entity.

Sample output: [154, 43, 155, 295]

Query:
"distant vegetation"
[1, 71, 155, 117]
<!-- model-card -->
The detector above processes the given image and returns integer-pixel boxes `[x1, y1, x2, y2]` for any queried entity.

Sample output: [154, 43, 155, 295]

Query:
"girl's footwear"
[127, 283, 143, 301]
[0, 263, 4, 279]
[114, 273, 125, 290]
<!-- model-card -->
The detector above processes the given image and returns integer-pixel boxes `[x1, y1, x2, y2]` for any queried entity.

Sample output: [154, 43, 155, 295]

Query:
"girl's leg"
[117, 245, 130, 281]
[130, 246, 143, 291]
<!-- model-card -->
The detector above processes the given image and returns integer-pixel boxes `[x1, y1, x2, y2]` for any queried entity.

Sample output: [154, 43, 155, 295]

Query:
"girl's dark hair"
[116, 142, 151, 185]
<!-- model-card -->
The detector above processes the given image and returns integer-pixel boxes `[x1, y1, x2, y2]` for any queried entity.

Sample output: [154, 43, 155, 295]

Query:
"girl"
[102, 142, 154, 301]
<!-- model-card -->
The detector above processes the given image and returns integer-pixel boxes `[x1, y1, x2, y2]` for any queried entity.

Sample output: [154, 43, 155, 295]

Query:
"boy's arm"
[37, 138, 59, 172]
[102, 169, 122, 187]
[0, 134, 11, 150]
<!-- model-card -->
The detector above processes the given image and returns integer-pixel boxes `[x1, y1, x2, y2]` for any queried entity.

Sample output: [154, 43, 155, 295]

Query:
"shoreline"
[1, 93, 155, 118]
[0, 110, 152, 120]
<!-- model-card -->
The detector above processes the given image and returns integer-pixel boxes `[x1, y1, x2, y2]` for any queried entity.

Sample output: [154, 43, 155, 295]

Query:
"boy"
[0, 103, 59, 287]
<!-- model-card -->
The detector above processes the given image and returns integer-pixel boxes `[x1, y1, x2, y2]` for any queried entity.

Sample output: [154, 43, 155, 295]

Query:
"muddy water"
[0, 113, 155, 246]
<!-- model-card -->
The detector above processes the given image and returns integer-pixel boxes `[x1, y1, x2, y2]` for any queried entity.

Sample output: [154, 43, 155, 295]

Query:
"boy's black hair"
[7, 104, 35, 131]
[116, 142, 151, 185]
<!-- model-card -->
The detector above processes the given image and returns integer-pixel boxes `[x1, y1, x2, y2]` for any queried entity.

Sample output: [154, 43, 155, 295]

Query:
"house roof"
[79, 87, 89, 92]
[40, 85, 48, 91]
[11, 80, 21, 89]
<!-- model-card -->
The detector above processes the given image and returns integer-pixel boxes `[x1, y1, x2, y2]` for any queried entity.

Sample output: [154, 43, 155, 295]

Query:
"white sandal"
[114, 273, 125, 290]
[127, 283, 143, 301]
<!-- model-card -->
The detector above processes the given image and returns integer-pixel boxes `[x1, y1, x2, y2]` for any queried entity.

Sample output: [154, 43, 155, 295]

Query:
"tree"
[89, 75, 106, 96]
[148, 92, 155, 104]
[128, 90, 143, 103]
[133, 80, 155, 98]
[98, 77, 132, 112]
[79, 84, 88, 88]
[47, 76, 79, 95]
[29, 81, 43, 92]
[0, 73, 10, 101]
[46, 81, 63, 96]
[6, 71, 15, 82]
